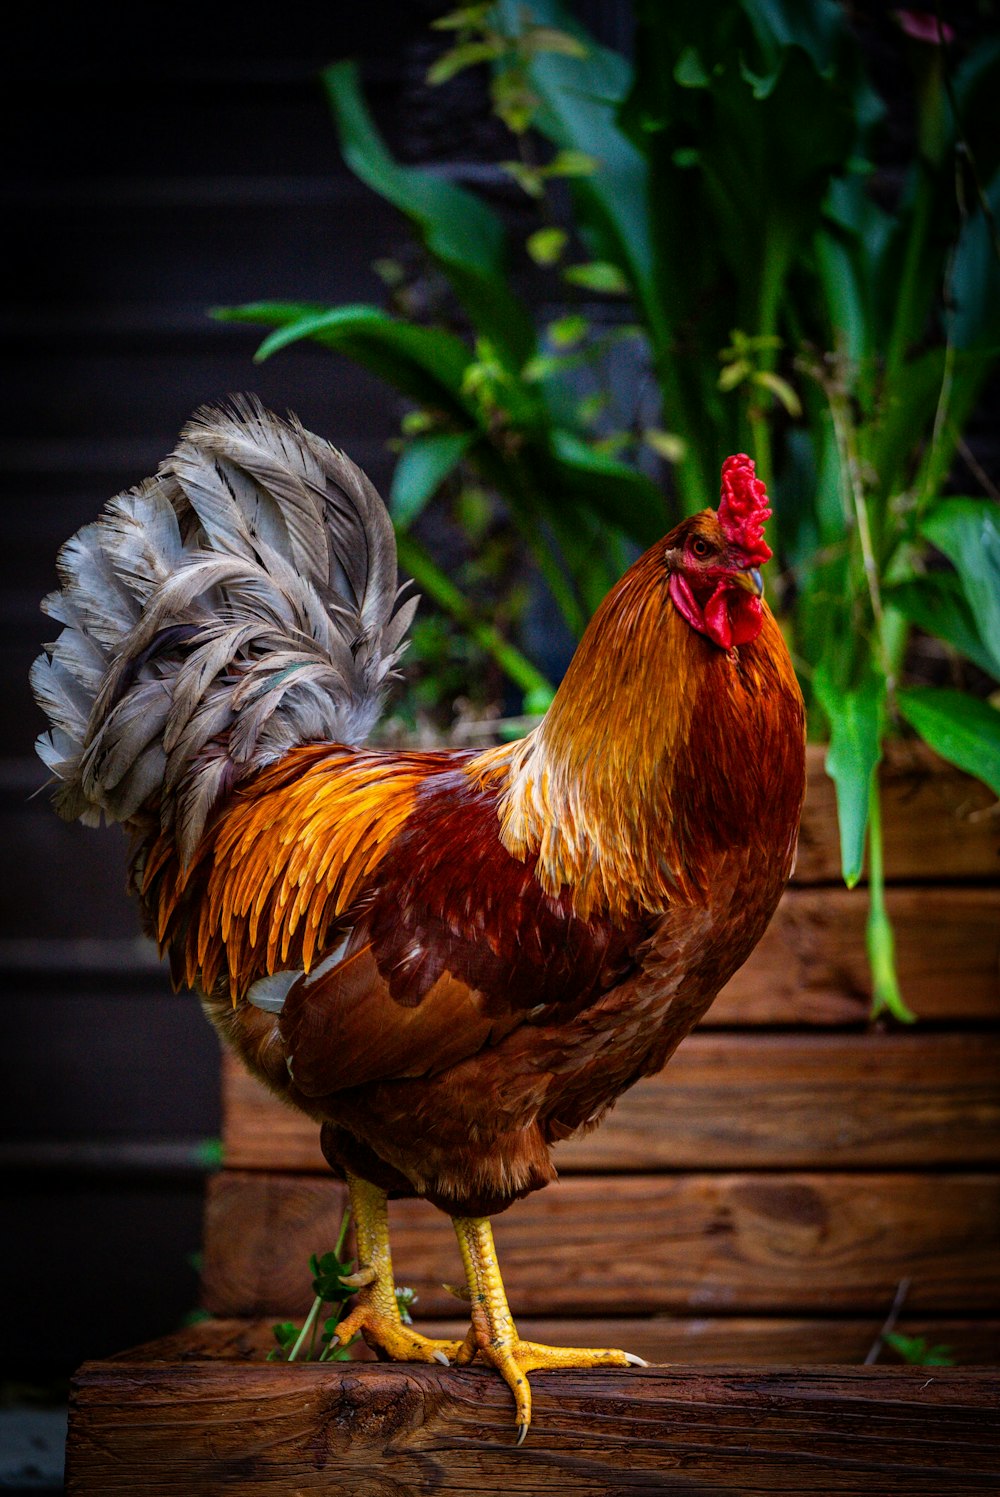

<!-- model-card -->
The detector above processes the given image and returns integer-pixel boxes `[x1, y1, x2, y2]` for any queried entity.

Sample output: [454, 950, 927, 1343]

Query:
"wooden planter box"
[66, 745, 1000, 1493]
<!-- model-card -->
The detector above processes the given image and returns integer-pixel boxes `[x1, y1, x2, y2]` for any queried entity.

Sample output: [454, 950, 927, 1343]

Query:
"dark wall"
[1, 0, 466, 1376]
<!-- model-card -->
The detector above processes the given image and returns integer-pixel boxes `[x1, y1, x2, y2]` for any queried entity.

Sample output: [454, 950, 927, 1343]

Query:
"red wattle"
[668, 572, 702, 634]
[729, 594, 763, 645]
[669, 573, 765, 651]
[703, 584, 734, 650]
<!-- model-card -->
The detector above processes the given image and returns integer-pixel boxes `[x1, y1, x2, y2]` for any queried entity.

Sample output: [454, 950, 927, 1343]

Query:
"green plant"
[216, 2, 1000, 1019]
[267, 1210, 358, 1361]
[266, 1209, 419, 1363]
[883, 1331, 955, 1367]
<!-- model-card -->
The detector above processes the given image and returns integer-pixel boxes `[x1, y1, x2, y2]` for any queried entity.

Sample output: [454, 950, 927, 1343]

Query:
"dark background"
[0, 0, 633, 1381]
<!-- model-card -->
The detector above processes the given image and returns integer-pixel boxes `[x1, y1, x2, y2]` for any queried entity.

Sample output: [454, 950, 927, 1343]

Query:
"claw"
[432, 1349, 451, 1366]
[442, 1281, 472, 1302]
[515, 1423, 528, 1448]
[339, 1265, 378, 1290]
[624, 1352, 649, 1366]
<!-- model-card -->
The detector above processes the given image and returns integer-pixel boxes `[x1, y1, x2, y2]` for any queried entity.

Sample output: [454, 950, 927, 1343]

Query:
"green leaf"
[432, 5, 493, 31]
[526, 227, 568, 265]
[323, 61, 534, 365]
[215, 302, 474, 417]
[884, 1331, 955, 1367]
[865, 781, 914, 1025]
[896, 687, 1000, 798]
[643, 427, 687, 463]
[563, 260, 630, 294]
[426, 39, 502, 85]
[718, 359, 750, 392]
[492, 0, 656, 319]
[324, 61, 499, 273]
[887, 575, 999, 680]
[546, 313, 588, 347]
[548, 429, 666, 546]
[271, 1321, 300, 1351]
[920, 499, 1000, 677]
[740, 0, 844, 92]
[813, 664, 886, 886]
[949, 171, 1000, 354]
[310, 1248, 359, 1303]
[390, 432, 474, 529]
[522, 25, 588, 59]
[753, 369, 802, 417]
[673, 46, 709, 88]
[501, 159, 546, 197]
[546, 148, 599, 177]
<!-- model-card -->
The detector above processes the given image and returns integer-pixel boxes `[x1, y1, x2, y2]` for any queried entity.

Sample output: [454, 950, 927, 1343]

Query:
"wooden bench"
[66, 746, 1000, 1492]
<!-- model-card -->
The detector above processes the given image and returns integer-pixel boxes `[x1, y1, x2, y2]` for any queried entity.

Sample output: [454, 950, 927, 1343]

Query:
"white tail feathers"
[31, 398, 417, 863]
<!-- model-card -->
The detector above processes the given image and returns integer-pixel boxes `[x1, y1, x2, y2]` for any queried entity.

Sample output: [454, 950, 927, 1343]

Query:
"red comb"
[718, 454, 772, 565]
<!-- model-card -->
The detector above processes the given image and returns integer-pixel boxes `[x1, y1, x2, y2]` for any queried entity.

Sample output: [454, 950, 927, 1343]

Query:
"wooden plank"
[795, 743, 999, 884]
[66, 1361, 1000, 1495]
[222, 1032, 1000, 1174]
[716, 886, 1000, 1025]
[201, 1171, 1000, 1318]
[118, 1315, 1000, 1369]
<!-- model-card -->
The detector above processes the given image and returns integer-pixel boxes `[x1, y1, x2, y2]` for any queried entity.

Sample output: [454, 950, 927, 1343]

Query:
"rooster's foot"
[452, 1214, 646, 1442]
[335, 1289, 463, 1365]
[339, 1172, 462, 1364]
[454, 1308, 644, 1440]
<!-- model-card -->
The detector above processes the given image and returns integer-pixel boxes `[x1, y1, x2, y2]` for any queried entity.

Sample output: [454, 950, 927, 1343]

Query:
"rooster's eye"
[690, 537, 711, 559]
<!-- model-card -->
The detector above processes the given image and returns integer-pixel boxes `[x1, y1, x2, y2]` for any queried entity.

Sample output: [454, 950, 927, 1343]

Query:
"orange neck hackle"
[468, 524, 803, 925]
[469, 543, 697, 921]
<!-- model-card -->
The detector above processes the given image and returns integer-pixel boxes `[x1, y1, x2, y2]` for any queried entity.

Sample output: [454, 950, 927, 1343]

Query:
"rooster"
[32, 399, 805, 1439]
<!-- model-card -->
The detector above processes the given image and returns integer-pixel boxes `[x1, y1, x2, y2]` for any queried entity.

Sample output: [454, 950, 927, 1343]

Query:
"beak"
[733, 567, 765, 598]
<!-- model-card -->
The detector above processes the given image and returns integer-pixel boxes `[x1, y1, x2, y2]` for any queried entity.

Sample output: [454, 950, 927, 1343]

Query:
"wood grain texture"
[117, 1315, 1000, 1368]
[222, 1031, 1000, 1173]
[201, 1171, 1000, 1318]
[716, 886, 1000, 1025]
[66, 1360, 1000, 1495]
[795, 744, 999, 884]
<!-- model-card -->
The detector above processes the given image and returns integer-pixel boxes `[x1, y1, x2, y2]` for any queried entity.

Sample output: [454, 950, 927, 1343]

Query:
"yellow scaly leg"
[451, 1214, 647, 1443]
[333, 1172, 463, 1364]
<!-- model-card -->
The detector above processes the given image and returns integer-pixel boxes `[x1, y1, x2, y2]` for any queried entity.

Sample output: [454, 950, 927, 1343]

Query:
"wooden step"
[118, 1316, 1000, 1369]
[66, 1351, 1000, 1495]
[201, 1171, 1000, 1319]
[222, 1031, 1000, 1174]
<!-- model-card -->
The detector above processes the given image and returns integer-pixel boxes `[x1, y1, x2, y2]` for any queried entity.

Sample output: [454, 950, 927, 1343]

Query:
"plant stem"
[825, 371, 895, 694]
[286, 1295, 322, 1363]
[335, 1206, 352, 1260]
[865, 1277, 912, 1365]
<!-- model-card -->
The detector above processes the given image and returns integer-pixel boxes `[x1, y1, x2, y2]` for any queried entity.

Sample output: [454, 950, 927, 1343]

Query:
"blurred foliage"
[217, 1, 1000, 1020]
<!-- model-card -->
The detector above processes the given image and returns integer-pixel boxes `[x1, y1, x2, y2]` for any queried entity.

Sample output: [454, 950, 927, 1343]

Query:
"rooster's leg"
[451, 1214, 647, 1443]
[333, 1172, 463, 1364]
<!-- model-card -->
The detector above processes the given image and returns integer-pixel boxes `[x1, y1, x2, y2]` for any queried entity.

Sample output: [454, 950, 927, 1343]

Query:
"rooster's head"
[665, 454, 772, 651]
